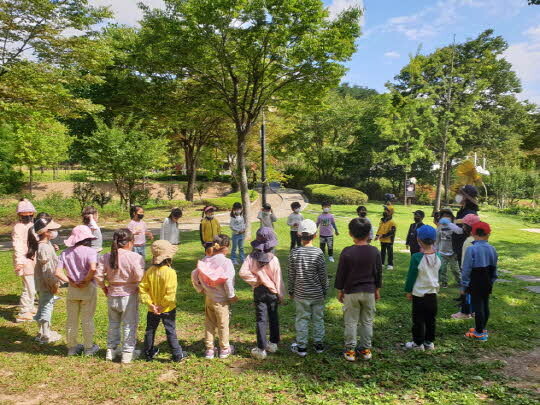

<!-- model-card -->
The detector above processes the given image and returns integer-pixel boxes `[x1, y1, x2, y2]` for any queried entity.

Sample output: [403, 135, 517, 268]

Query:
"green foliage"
[499, 206, 540, 223]
[203, 190, 258, 211]
[485, 165, 530, 209]
[72, 183, 97, 211]
[0, 124, 23, 194]
[305, 184, 368, 205]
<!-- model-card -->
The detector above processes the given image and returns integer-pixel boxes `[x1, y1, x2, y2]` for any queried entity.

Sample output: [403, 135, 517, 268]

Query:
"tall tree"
[138, 0, 362, 234]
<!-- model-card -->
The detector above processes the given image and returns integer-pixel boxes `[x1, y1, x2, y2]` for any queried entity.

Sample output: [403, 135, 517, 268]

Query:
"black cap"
[413, 210, 425, 218]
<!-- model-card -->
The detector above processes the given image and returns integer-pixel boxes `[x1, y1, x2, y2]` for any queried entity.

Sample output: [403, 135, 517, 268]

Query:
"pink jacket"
[12, 222, 35, 276]
[239, 255, 285, 300]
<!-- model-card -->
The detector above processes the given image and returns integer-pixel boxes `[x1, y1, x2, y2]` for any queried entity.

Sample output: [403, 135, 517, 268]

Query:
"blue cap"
[417, 225, 436, 242]
[439, 218, 451, 225]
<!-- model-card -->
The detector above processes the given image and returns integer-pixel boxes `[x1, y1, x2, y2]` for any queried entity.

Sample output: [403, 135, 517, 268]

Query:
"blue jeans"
[231, 233, 245, 263]
[34, 290, 55, 323]
[294, 298, 325, 348]
[133, 245, 145, 258]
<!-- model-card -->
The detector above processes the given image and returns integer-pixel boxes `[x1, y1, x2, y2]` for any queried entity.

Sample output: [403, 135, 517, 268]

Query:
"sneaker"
[84, 344, 100, 356]
[465, 330, 488, 341]
[16, 312, 34, 323]
[145, 347, 160, 361]
[403, 341, 425, 351]
[250, 347, 267, 360]
[232, 259, 239, 266]
[386, 265, 394, 270]
[423, 341, 435, 350]
[106, 347, 122, 361]
[290, 342, 308, 357]
[451, 312, 472, 319]
[121, 350, 140, 364]
[314, 343, 325, 354]
[204, 349, 215, 359]
[265, 342, 278, 353]
[172, 352, 189, 362]
[67, 344, 84, 356]
[343, 349, 356, 362]
[468, 328, 488, 337]
[34, 333, 43, 342]
[358, 348, 372, 360]
[219, 345, 235, 359]
[328, 256, 335, 263]
[53, 295, 61, 303]
[41, 331, 62, 344]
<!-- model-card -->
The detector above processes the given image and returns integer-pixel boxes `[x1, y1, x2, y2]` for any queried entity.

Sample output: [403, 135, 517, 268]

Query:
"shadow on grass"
[0, 294, 21, 306]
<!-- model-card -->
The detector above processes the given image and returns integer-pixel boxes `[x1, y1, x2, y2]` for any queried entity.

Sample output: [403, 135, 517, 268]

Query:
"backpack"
[196, 260, 228, 287]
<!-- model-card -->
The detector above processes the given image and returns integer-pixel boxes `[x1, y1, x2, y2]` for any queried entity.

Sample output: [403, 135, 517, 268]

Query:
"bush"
[73, 182, 97, 211]
[354, 178, 393, 202]
[305, 184, 368, 205]
[499, 206, 540, 224]
[203, 190, 259, 210]
[283, 166, 319, 189]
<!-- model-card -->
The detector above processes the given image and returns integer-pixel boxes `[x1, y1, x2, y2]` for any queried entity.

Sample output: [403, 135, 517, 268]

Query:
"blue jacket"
[461, 240, 498, 290]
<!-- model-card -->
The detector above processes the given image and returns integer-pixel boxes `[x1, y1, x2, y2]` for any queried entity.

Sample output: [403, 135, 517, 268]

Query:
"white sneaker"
[403, 341, 424, 351]
[106, 347, 122, 361]
[16, 312, 34, 323]
[423, 341, 435, 350]
[121, 350, 140, 364]
[67, 344, 84, 356]
[41, 331, 62, 344]
[328, 256, 335, 263]
[386, 265, 394, 270]
[250, 347, 267, 360]
[265, 343, 278, 353]
[84, 344, 100, 356]
[290, 343, 308, 357]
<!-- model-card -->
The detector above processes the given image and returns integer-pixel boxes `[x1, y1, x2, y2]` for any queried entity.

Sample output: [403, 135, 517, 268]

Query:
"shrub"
[165, 184, 176, 200]
[305, 184, 368, 205]
[131, 188, 151, 206]
[73, 182, 97, 211]
[203, 190, 259, 210]
[499, 206, 540, 224]
[354, 178, 393, 202]
[93, 191, 112, 208]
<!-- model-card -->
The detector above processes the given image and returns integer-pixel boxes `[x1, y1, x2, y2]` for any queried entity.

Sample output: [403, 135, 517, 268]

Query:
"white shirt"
[160, 217, 180, 244]
[412, 253, 441, 297]
[230, 214, 246, 234]
[257, 211, 277, 228]
[287, 212, 304, 231]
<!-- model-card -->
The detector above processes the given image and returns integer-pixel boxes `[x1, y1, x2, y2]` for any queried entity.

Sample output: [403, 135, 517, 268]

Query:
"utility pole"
[260, 108, 267, 206]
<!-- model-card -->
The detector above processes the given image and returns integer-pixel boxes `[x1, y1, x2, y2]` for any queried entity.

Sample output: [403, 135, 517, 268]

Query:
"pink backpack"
[196, 260, 228, 287]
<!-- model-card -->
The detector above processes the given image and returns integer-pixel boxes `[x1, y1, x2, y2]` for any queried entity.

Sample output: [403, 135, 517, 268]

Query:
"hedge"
[202, 190, 259, 211]
[304, 184, 368, 205]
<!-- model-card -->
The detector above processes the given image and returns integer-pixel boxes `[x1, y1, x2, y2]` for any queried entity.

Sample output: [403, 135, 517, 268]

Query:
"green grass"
[0, 203, 538, 404]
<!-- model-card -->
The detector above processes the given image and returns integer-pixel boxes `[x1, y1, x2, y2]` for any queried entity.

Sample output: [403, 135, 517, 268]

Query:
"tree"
[528, 0, 540, 5]
[0, 124, 23, 194]
[138, 0, 362, 235]
[84, 118, 169, 208]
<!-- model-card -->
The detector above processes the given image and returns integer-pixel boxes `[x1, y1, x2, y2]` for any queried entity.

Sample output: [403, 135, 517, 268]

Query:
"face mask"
[455, 194, 463, 204]
[137, 214, 144, 220]
[49, 231, 58, 240]
[323, 208, 330, 213]
[20, 215, 33, 224]
[207, 215, 214, 220]
[294, 209, 300, 213]
[414, 216, 421, 223]
[359, 212, 366, 218]
[235, 210, 242, 215]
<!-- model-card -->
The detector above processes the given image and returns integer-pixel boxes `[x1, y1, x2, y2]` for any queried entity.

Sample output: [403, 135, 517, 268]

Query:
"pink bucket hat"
[64, 225, 96, 247]
[16, 199, 36, 214]
[462, 214, 480, 227]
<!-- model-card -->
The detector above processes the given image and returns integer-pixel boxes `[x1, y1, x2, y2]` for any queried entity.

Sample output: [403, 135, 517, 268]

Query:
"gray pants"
[294, 298, 325, 348]
[107, 294, 139, 353]
[343, 292, 376, 350]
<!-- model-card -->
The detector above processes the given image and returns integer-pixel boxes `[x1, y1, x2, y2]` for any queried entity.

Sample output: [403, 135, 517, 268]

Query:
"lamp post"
[260, 108, 267, 206]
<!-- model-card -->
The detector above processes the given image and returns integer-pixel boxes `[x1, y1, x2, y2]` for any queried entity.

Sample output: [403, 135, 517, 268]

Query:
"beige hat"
[34, 218, 61, 235]
[151, 240, 178, 264]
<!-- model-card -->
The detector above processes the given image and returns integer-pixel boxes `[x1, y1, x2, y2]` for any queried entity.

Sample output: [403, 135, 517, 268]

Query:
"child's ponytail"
[82, 206, 98, 225]
[26, 225, 39, 260]
[109, 228, 134, 269]
[205, 234, 230, 256]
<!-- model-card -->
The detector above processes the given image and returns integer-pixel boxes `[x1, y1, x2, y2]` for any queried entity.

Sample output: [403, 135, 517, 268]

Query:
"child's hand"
[337, 290, 345, 303]
[335, 232, 340, 236]
[406, 293, 413, 301]
[147, 232, 154, 240]
[229, 296, 239, 304]
[375, 289, 381, 301]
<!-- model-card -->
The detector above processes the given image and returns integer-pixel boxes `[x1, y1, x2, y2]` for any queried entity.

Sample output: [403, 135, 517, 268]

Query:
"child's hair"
[26, 212, 52, 259]
[322, 201, 331, 207]
[230, 202, 242, 218]
[82, 206, 98, 225]
[262, 203, 271, 210]
[433, 211, 441, 224]
[300, 232, 315, 242]
[291, 201, 301, 210]
[356, 205, 367, 214]
[440, 208, 455, 221]
[130, 205, 143, 219]
[109, 228, 134, 269]
[475, 228, 488, 237]
[349, 218, 371, 240]
[75, 238, 93, 247]
[169, 207, 183, 220]
[419, 237, 435, 245]
[157, 258, 172, 267]
[205, 234, 230, 255]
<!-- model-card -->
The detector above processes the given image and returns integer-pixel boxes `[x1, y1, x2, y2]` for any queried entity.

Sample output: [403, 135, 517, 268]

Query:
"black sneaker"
[172, 352, 189, 362]
[145, 347, 159, 361]
[290, 342, 308, 357]
[314, 343, 325, 354]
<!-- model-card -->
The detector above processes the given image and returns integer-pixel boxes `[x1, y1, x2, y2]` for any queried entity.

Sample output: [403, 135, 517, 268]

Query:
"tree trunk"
[184, 149, 196, 202]
[444, 160, 451, 205]
[237, 128, 252, 240]
[434, 150, 447, 212]
[403, 169, 408, 206]
[29, 166, 33, 196]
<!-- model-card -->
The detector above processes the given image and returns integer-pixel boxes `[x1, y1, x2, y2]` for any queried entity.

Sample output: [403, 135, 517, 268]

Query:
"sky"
[88, 0, 540, 104]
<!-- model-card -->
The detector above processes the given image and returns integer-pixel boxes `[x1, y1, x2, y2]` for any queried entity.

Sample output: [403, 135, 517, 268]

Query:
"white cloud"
[384, 51, 400, 58]
[88, 0, 166, 26]
[327, 0, 365, 24]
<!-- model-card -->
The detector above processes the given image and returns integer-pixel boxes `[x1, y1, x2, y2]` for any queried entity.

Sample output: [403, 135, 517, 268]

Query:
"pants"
[231, 233, 245, 263]
[320, 236, 334, 257]
[133, 245, 145, 258]
[294, 298, 325, 348]
[290, 231, 301, 250]
[471, 294, 490, 333]
[412, 294, 437, 345]
[107, 294, 139, 353]
[204, 296, 230, 350]
[19, 274, 36, 314]
[34, 290, 55, 323]
[439, 254, 460, 286]
[380, 243, 394, 266]
[254, 285, 280, 350]
[66, 284, 97, 350]
[460, 293, 472, 315]
[343, 292, 376, 350]
[143, 309, 183, 357]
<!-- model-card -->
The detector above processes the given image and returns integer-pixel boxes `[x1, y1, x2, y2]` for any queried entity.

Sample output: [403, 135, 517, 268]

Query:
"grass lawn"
[0, 203, 538, 404]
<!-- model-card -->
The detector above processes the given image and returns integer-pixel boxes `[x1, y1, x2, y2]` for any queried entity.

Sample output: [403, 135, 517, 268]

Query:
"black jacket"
[406, 222, 424, 254]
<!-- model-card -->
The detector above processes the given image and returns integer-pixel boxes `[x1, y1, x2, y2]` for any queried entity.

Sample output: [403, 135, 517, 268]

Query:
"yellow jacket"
[139, 265, 177, 313]
[376, 218, 397, 243]
[200, 218, 221, 244]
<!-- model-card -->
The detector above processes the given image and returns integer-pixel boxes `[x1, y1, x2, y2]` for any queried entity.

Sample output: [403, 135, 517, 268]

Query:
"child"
[229, 202, 246, 265]
[160, 207, 182, 245]
[406, 210, 425, 255]
[288, 219, 328, 357]
[239, 227, 285, 360]
[375, 205, 396, 270]
[27, 215, 62, 343]
[435, 209, 460, 288]
[200, 206, 221, 248]
[128, 205, 154, 257]
[55, 226, 99, 356]
[257, 203, 277, 229]
[356, 206, 373, 241]
[139, 240, 188, 362]
[82, 206, 103, 253]
[462, 222, 498, 341]
[403, 225, 441, 350]
[191, 235, 237, 359]
[95, 229, 145, 363]
[316, 202, 339, 262]
[335, 218, 382, 361]
[12, 199, 37, 323]
[287, 202, 304, 250]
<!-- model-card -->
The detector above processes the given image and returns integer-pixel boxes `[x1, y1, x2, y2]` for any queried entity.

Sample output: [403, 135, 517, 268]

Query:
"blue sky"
[89, 0, 540, 104]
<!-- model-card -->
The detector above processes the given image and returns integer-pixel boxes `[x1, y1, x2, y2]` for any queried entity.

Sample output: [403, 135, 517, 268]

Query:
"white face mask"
[323, 208, 330, 213]
[235, 210, 242, 215]
[455, 194, 463, 204]
[294, 208, 301, 213]
[49, 231, 58, 240]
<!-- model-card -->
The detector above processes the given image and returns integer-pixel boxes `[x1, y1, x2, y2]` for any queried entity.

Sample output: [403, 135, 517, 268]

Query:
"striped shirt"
[288, 246, 328, 300]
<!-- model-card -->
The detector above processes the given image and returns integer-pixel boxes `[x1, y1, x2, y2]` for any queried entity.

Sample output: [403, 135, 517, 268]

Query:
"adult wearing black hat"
[406, 210, 425, 255]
